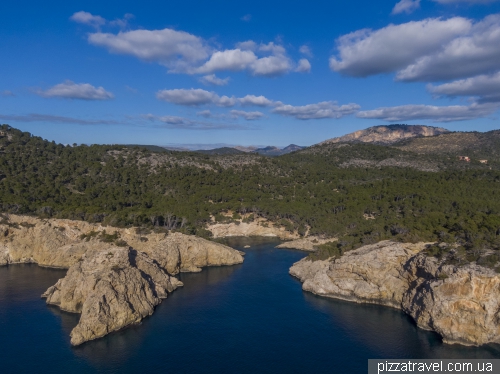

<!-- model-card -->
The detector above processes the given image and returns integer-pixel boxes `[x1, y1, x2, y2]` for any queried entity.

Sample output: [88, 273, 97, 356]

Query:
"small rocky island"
[290, 241, 500, 346]
[0, 215, 244, 345]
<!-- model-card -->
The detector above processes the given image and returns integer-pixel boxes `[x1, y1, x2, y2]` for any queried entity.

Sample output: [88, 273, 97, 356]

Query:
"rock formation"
[0, 214, 244, 345]
[276, 237, 337, 251]
[43, 246, 183, 346]
[320, 125, 449, 146]
[290, 240, 500, 346]
[207, 219, 298, 240]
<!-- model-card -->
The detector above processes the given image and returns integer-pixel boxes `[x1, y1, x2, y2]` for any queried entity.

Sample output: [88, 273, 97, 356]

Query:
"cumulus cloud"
[34, 80, 114, 100]
[396, 14, 500, 81]
[272, 101, 360, 120]
[392, 0, 421, 14]
[299, 45, 312, 57]
[79, 12, 302, 77]
[230, 110, 265, 120]
[156, 88, 236, 107]
[0, 113, 120, 125]
[195, 49, 257, 74]
[70, 11, 106, 28]
[330, 14, 500, 82]
[329, 17, 471, 77]
[295, 59, 311, 73]
[199, 74, 230, 86]
[428, 72, 500, 102]
[238, 95, 275, 106]
[88, 28, 210, 71]
[356, 102, 499, 122]
[194, 44, 292, 77]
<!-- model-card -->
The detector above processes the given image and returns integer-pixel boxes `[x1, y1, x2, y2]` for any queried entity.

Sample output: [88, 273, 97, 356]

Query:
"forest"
[1, 124, 499, 265]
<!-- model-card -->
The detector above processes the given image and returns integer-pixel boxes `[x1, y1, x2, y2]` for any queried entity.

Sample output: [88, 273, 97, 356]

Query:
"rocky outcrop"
[208, 220, 298, 240]
[0, 215, 244, 345]
[290, 240, 500, 346]
[276, 237, 337, 251]
[0, 215, 244, 272]
[43, 246, 183, 346]
[320, 125, 449, 146]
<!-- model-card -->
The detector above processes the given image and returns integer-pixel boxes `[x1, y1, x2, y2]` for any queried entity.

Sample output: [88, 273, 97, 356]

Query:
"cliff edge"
[290, 240, 500, 346]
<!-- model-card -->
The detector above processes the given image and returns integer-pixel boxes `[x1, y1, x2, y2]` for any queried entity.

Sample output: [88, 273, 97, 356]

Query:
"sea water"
[1, 237, 499, 374]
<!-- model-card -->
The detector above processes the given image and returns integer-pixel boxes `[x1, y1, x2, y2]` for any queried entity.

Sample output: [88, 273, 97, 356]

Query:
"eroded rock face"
[290, 241, 500, 346]
[144, 233, 244, 274]
[43, 247, 183, 346]
[0, 215, 244, 345]
[0, 215, 244, 273]
[402, 254, 500, 346]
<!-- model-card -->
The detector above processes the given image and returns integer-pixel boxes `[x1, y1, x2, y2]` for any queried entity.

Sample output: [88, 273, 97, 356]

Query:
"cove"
[1, 237, 499, 374]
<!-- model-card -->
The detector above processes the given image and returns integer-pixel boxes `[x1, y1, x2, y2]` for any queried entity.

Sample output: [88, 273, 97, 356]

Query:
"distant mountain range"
[123, 124, 500, 160]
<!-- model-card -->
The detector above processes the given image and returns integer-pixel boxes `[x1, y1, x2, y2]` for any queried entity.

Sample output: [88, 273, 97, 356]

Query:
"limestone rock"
[290, 240, 500, 346]
[143, 233, 244, 274]
[276, 237, 337, 251]
[207, 220, 298, 239]
[402, 254, 500, 346]
[42, 246, 183, 346]
[291, 241, 424, 308]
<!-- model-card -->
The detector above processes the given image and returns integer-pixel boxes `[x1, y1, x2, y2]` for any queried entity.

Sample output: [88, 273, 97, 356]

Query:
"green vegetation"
[1, 124, 500, 263]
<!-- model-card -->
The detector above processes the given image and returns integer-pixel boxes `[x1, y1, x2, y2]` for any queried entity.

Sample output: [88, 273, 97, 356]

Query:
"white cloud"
[396, 14, 500, 81]
[35, 80, 114, 100]
[329, 17, 471, 77]
[392, 0, 421, 14]
[88, 28, 210, 71]
[241, 14, 252, 22]
[70, 11, 105, 28]
[273, 101, 360, 120]
[81, 14, 302, 78]
[194, 44, 292, 77]
[356, 102, 499, 122]
[156, 88, 236, 107]
[199, 74, 230, 86]
[239, 95, 275, 106]
[230, 110, 264, 120]
[250, 55, 291, 76]
[299, 45, 312, 57]
[195, 49, 257, 74]
[295, 59, 311, 73]
[428, 72, 500, 102]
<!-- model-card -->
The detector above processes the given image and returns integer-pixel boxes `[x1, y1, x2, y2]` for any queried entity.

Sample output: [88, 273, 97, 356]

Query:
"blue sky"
[1, 0, 500, 148]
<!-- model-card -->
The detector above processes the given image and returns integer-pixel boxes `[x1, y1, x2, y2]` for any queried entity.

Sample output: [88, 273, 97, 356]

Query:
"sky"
[1, 0, 500, 148]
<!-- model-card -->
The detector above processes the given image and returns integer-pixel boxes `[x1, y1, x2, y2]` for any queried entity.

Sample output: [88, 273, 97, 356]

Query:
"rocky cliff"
[320, 125, 449, 146]
[0, 214, 244, 345]
[290, 241, 500, 346]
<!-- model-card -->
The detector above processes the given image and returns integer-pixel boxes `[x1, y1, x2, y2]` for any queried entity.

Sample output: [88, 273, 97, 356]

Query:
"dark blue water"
[1, 237, 500, 374]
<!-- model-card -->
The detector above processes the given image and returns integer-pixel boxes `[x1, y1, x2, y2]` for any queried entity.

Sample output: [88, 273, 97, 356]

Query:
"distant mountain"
[320, 125, 450, 146]
[252, 144, 304, 156]
[195, 147, 246, 155]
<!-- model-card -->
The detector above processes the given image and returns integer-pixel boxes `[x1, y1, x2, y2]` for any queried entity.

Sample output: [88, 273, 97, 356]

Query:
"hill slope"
[320, 124, 450, 145]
